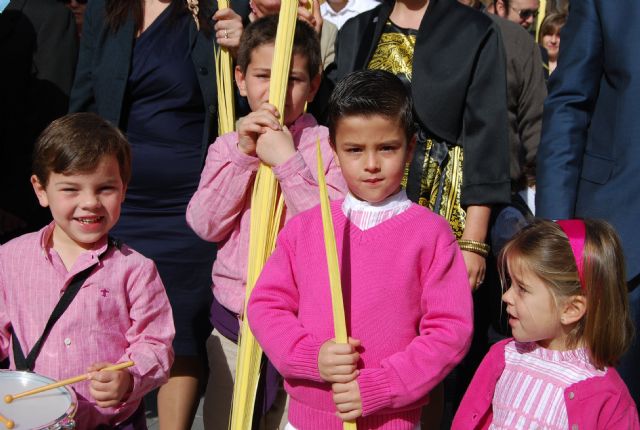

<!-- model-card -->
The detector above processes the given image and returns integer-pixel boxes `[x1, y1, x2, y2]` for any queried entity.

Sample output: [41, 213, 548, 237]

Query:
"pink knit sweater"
[247, 201, 474, 430]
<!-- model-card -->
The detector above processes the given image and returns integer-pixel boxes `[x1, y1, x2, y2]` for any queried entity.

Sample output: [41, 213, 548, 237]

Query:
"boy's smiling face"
[235, 43, 321, 126]
[332, 114, 415, 203]
[31, 155, 126, 252]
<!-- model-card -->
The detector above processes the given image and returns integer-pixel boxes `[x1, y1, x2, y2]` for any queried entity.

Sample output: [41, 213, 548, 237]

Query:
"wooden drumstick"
[0, 413, 14, 429]
[3, 361, 134, 404]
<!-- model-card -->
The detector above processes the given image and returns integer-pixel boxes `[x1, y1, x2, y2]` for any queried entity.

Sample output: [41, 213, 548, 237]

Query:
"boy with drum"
[0, 113, 174, 429]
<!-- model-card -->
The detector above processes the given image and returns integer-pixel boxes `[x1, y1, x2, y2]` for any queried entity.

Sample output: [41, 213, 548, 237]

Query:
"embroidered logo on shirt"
[100, 288, 109, 297]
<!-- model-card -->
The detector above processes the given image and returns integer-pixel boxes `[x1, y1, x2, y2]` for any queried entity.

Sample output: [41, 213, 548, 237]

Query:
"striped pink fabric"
[0, 223, 175, 428]
[490, 341, 604, 429]
[186, 114, 347, 314]
[342, 190, 412, 230]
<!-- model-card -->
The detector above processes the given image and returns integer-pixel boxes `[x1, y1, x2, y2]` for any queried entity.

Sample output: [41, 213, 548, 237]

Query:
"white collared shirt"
[320, 0, 381, 29]
[342, 189, 412, 230]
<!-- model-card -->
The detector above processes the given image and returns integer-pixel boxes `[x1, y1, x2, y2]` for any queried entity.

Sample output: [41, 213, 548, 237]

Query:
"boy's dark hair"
[236, 15, 322, 80]
[327, 70, 416, 145]
[33, 113, 132, 186]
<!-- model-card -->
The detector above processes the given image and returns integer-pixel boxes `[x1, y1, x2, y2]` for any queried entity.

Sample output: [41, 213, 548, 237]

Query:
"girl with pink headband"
[453, 219, 639, 429]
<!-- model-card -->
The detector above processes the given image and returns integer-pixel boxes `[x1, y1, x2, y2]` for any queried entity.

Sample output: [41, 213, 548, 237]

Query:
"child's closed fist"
[237, 103, 281, 156]
[332, 379, 362, 421]
[87, 362, 133, 408]
[256, 126, 296, 167]
[318, 337, 361, 383]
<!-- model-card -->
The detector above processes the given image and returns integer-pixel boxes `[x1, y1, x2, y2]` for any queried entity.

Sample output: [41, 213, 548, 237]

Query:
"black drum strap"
[11, 240, 115, 371]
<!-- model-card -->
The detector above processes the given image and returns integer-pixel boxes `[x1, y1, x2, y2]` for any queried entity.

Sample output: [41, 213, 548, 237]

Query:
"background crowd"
[0, 0, 638, 428]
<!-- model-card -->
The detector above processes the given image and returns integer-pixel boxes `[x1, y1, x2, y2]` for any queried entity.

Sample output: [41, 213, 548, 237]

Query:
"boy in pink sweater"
[247, 70, 474, 429]
[186, 15, 346, 427]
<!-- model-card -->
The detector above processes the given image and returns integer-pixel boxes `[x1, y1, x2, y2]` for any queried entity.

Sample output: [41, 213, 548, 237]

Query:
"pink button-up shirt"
[186, 113, 347, 314]
[0, 223, 175, 428]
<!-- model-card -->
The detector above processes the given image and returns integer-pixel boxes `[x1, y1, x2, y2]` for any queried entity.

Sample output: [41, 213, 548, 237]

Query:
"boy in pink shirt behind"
[0, 113, 174, 429]
[247, 70, 474, 429]
[186, 15, 347, 428]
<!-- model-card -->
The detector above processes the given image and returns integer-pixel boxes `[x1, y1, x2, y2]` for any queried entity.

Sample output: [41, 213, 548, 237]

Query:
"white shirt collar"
[343, 189, 410, 212]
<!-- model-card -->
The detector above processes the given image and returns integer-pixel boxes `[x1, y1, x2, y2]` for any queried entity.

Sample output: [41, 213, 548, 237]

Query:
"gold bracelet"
[457, 239, 490, 258]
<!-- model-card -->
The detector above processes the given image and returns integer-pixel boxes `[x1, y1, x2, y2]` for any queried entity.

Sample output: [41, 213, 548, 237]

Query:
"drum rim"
[0, 369, 78, 429]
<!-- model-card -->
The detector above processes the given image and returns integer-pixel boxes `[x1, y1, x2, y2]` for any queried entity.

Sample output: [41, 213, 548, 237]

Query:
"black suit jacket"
[327, 0, 510, 207]
[537, 0, 640, 280]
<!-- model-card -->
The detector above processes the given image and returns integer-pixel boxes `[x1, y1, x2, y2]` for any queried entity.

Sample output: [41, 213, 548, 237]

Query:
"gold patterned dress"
[368, 20, 466, 238]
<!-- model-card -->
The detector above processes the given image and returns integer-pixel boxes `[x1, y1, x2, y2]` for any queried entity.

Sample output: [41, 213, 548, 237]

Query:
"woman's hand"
[461, 205, 491, 290]
[213, 8, 243, 56]
[462, 250, 486, 291]
[248, 0, 322, 34]
[297, 0, 323, 34]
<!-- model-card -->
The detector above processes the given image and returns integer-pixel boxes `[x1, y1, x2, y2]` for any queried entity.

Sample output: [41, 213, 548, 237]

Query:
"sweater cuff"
[273, 152, 310, 181]
[287, 336, 327, 382]
[357, 368, 393, 416]
[230, 142, 260, 171]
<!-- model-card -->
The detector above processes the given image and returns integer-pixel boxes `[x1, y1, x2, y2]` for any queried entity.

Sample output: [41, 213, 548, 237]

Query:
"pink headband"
[556, 219, 586, 290]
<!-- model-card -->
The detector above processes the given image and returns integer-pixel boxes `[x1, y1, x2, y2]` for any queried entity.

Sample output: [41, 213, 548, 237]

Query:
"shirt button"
[64, 338, 71, 346]
[568, 391, 575, 400]
[572, 425, 579, 430]
[198, 67, 208, 75]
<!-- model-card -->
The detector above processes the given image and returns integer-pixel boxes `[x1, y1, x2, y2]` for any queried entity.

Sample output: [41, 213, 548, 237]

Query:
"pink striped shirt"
[490, 341, 604, 429]
[186, 113, 347, 314]
[0, 223, 175, 429]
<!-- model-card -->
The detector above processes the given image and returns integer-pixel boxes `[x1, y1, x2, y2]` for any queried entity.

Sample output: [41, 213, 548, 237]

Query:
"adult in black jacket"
[328, 0, 510, 290]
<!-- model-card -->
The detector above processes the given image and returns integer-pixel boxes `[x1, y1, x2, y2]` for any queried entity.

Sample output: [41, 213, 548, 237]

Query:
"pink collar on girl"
[556, 219, 586, 290]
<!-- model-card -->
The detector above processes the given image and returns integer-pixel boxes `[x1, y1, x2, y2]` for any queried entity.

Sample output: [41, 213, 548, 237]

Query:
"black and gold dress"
[368, 20, 465, 238]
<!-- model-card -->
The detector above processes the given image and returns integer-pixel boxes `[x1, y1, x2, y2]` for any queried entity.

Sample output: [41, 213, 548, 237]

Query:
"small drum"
[0, 370, 76, 429]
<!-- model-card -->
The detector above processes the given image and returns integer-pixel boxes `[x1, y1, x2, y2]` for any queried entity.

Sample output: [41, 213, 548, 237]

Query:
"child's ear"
[235, 65, 248, 97]
[560, 294, 587, 326]
[31, 175, 49, 208]
[306, 69, 323, 103]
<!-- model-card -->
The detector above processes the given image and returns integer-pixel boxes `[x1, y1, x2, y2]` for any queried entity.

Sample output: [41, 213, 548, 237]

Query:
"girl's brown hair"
[499, 219, 634, 369]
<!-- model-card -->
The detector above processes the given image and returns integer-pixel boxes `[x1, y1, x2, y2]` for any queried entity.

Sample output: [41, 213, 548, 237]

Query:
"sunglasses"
[510, 6, 539, 20]
[63, 0, 88, 5]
